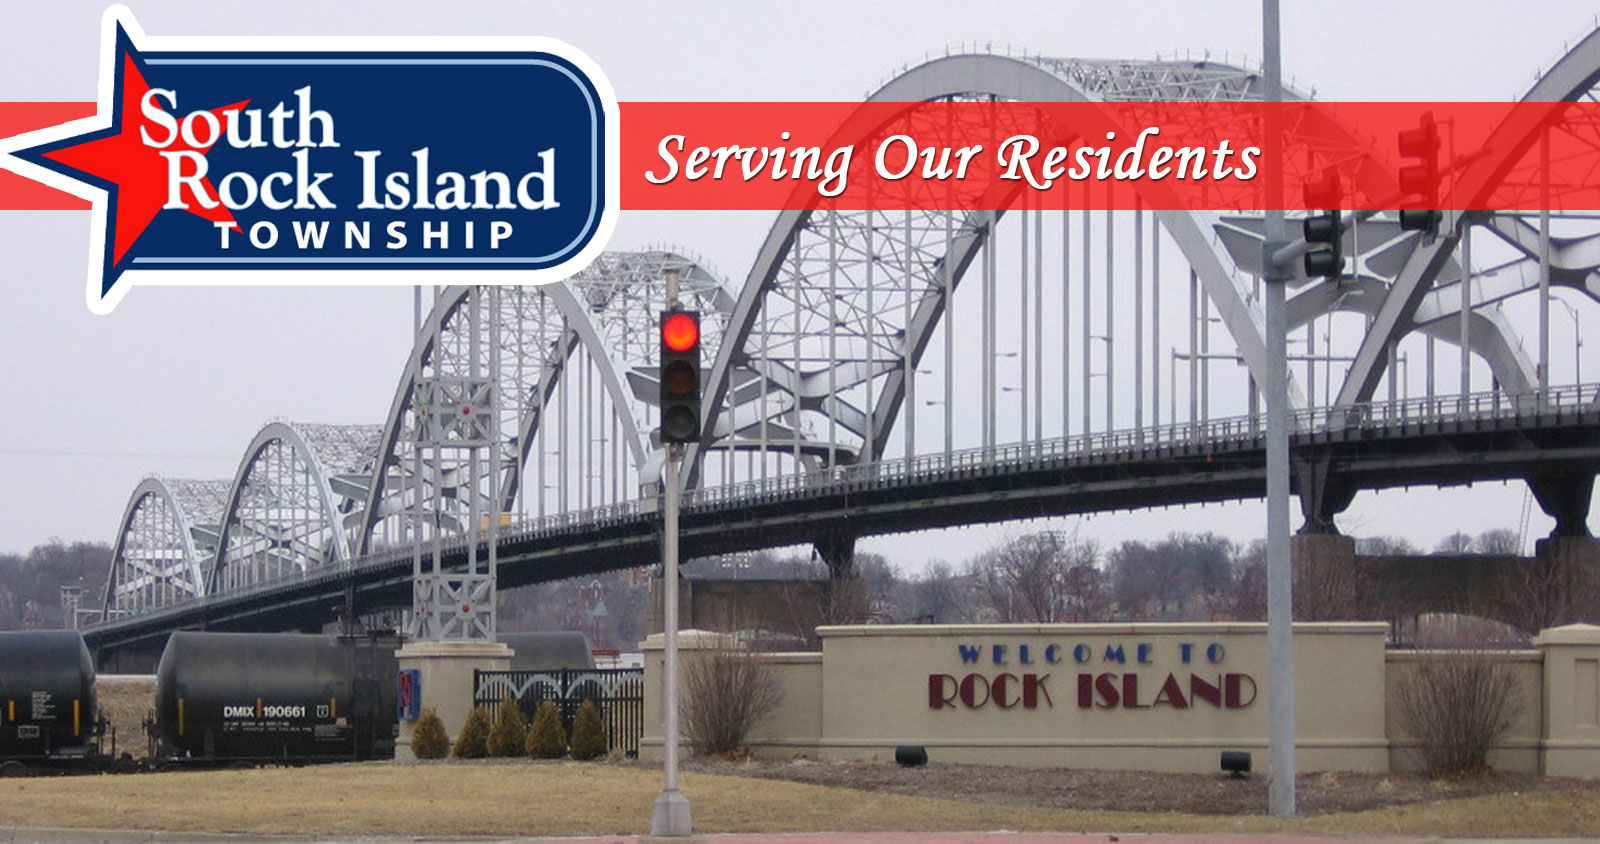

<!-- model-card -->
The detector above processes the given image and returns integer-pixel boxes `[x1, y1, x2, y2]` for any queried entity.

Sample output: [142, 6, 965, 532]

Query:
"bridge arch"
[211, 422, 382, 592]
[1331, 25, 1600, 408]
[700, 52, 1359, 476]
[1284, 273, 1536, 393]
[1212, 217, 1540, 396]
[356, 251, 731, 555]
[103, 476, 228, 618]
[571, 250, 736, 483]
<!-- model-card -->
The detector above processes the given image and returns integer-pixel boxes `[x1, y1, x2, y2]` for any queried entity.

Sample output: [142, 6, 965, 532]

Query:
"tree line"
[0, 525, 1529, 640]
[0, 540, 110, 630]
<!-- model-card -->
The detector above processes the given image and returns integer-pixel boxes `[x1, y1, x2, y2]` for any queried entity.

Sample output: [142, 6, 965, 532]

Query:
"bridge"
[85, 34, 1600, 663]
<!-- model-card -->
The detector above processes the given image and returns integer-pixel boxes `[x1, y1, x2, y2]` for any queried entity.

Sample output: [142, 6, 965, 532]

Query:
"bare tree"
[968, 531, 1100, 623]
[1059, 561, 1110, 621]
[1110, 534, 1227, 619]
[1226, 543, 1267, 621]
[681, 635, 782, 757]
[1435, 531, 1474, 554]
[1501, 550, 1600, 633]
[1474, 528, 1522, 556]
[1108, 540, 1165, 617]
[775, 557, 869, 647]
[1355, 535, 1419, 556]
[1395, 648, 1522, 774]
[905, 561, 973, 623]
[1170, 533, 1236, 610]
[851, 553, 901, 621]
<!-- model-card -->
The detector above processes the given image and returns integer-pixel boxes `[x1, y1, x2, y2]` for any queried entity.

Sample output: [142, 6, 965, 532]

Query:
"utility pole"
[1260, 0, 1299, 818]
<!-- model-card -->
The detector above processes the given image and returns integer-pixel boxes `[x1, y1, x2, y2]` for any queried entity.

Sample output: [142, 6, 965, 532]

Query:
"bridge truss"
[100, 32, 1600, 621]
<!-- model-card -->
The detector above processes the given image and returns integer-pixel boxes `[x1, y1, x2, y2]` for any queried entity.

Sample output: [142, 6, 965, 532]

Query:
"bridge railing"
[682, 384, 1599, 509]
[1310, 383, 1599, 430]
[88, 383, 1599, 628]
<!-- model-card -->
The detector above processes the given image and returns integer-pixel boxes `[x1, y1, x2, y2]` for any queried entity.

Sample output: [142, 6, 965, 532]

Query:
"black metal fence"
[473, 668, 644, 757]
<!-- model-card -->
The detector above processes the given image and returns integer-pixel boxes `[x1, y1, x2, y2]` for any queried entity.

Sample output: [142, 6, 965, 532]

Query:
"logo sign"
[0, 6, 619, 314]
[396, 668, 420, 723]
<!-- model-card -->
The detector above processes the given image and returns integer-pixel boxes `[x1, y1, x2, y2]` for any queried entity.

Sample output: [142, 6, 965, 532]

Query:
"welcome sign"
[802, 624, 1390, 772]
[0, 6, 619, 313]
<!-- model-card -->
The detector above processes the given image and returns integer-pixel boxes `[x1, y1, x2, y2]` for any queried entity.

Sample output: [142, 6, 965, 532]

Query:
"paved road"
[2, 830, 1598, 844]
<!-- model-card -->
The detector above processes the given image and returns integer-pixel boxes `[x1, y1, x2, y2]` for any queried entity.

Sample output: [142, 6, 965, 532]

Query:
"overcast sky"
[1, 1, 1595, 566]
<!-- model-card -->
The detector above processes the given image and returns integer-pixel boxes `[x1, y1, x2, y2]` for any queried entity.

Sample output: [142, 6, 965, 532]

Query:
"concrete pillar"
[1528, 475, 1594, 539]
[1292, 532, 1359, 621]
[1527, 537, 1600, 628]
[813, 534, 857, 579]
[1533, 623, 1600, 777]
[393, 640, 513, 760]
[648, 572, 693, 636]
[1294, 456, 1356, 535]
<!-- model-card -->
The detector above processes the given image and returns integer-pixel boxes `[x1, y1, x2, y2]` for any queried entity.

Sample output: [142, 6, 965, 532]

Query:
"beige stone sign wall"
[1536, 624, 1600, 777]
[809, 622, 1389, 772]
[642, 621, 1600, 776]
[1383, 649, 1545, 774]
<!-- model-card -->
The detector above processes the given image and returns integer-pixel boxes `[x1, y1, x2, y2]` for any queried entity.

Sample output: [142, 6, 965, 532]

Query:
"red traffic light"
[1301, 167, 1341, 210]
[662, 312, 699, 353]
[1397, 112, 1440, 159]
[659, 309, 703, 445]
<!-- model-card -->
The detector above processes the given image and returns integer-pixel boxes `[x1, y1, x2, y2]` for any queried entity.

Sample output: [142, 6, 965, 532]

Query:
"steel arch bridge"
[98, 33, 1600, 626]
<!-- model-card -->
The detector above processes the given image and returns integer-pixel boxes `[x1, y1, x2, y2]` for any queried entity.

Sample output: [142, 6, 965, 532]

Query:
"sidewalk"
[3, 830, 1598, 844]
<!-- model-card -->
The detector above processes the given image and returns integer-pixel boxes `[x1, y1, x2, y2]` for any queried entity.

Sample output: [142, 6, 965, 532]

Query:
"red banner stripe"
[5, 101, 1598, 212]
[0, 102, 96, 210]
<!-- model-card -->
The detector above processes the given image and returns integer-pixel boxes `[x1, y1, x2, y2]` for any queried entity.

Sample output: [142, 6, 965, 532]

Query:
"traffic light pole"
[1261, 0, 1298, 819]
[652, 272, 693, 839]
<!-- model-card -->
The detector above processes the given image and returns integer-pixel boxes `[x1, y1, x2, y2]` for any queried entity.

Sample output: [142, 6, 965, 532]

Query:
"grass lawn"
[0, 760, 1595, 838]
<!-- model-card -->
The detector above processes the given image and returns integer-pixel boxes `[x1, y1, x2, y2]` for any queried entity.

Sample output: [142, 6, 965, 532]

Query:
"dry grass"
[0, 761, 1594, 838]
[95, 678, 153, 758]
[1292, 787, 1600, 838]
[702, 757, 1587, 818]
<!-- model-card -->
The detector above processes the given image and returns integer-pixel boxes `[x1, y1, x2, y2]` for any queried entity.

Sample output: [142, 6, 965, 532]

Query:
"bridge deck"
[84, 386, 1600, 657]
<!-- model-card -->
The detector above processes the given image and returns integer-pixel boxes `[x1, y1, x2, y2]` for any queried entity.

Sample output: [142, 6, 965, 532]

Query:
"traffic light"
[659, 309, 701, 445]
[1302, 167, 1344, 279]
[1397, 111, 1443, 234]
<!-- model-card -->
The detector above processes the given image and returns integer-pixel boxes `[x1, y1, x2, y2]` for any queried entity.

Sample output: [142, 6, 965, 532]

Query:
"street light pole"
[652, 271, 693, 838]
[1261, 0, 1298, 819]
[1556, 298, 1582, 385]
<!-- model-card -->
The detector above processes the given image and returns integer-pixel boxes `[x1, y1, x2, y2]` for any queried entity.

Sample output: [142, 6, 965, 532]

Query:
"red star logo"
[11, 26, 244, 297]
[42, 53, 246, 267]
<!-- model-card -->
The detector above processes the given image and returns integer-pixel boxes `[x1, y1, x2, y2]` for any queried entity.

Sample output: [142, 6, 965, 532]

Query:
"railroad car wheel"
[0, 761, 26, 777]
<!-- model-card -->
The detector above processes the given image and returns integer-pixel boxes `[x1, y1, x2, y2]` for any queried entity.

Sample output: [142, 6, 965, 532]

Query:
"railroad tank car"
[0, 631, 99, 763]
[500, 631, 596, 671]
[153, 632, 398, 763]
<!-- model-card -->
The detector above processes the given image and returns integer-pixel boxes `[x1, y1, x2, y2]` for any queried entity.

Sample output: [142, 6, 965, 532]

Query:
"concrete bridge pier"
[1519, 473, 1600, 629]
[1527, 474, 1595, 539]
[1290, 456, 1361, 620]
[1291, 532, 1360, 621]
[94, 640, 165, 674]
[813, 534, 857, 579]
[813, 534, 866, 623]
[1524, 536, 1600, 629]
[1293, 456, 1357, 536]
